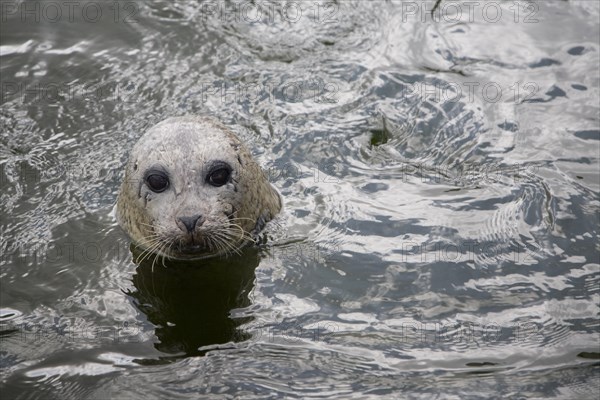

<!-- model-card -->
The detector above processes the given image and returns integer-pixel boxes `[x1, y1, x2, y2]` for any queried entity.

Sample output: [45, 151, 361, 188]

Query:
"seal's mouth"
[164, 241, 216, 260]
[177, 244, 207, 254]
[158, 230, 250, 259]
[174, 234, 209, 254]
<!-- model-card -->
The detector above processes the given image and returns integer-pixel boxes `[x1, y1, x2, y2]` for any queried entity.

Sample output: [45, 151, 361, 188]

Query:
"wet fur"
[117, 116, 281, 260]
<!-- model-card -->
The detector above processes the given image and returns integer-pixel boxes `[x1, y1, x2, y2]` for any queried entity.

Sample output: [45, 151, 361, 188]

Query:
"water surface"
[1, 1, 599, 398]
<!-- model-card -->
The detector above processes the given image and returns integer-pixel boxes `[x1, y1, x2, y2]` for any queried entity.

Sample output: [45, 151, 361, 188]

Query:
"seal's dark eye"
[208, 168, 230, 187]
[146, 173, 169, 193]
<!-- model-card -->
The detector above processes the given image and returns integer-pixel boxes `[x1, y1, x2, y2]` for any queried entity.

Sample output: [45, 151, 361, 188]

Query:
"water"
[1, 0, 599, 398]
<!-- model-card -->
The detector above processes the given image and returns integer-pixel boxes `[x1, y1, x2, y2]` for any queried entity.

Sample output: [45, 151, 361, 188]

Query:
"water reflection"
[1, 0, 598, 397]
[125, 245, 259, 357]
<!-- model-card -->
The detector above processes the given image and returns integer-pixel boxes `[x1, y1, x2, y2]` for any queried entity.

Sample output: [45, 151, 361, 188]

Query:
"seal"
[116, 115, 281, 260]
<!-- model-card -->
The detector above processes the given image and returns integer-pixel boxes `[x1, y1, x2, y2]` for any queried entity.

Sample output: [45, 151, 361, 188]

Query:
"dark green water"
[1, 1, 599, 398]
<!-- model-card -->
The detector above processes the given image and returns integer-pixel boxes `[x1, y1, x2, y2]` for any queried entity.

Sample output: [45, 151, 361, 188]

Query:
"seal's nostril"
[178, 215, 202, 233]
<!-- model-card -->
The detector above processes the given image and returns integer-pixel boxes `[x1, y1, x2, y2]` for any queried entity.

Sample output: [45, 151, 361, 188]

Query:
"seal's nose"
[178, 215, 203, 233]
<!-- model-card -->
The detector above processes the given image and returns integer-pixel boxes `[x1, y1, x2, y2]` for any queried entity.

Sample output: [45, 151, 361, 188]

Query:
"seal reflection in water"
[117, 115, 281, 260]
[127, 245, 260, 357]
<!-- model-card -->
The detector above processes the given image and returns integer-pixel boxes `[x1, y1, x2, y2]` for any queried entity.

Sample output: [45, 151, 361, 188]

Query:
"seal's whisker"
[150, 241, 170, 273]
[228, 217, 255, 222]
[210, 232, 229, 256]
[137, 232, 170, 264]
[135, 236, 164, 264]
[151, 252, 158, 274]
[209, 232, 230, 256]
[138, 243, 158, 266]
[141, 232, 160, 247]
[161, 239, 175, 269]
[213, 231, 244, 256]
[140, 241, 163, 266]
[226, 223, 254, 242]
[208, 235, 220, 255]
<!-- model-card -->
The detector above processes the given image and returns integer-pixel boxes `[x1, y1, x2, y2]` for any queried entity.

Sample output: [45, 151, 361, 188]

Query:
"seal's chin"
[177, 244, 209, 255]
[162, 233, 244, 260]
[157, 241, 217, 260]
[172, 235, 212, 256]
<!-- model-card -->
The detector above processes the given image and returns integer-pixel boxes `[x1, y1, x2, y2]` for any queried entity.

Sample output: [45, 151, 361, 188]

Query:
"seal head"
[117, 116, 281, 259]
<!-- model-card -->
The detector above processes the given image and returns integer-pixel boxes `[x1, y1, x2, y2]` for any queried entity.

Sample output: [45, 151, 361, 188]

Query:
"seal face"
[117, 116, 281, 259]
